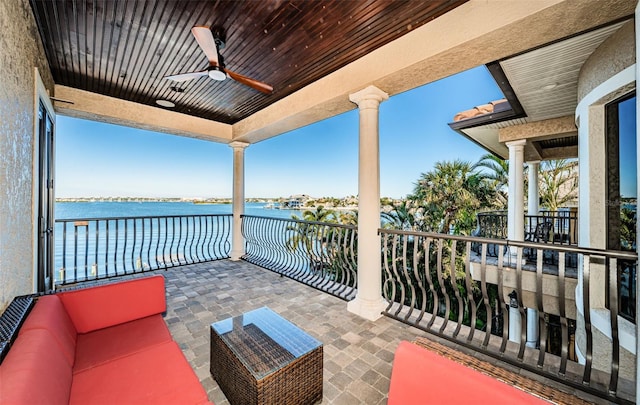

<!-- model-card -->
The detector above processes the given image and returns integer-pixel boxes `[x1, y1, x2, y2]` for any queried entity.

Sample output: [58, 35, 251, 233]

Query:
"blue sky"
[618, 96, 637, 199]
[56, 66, 505, 199]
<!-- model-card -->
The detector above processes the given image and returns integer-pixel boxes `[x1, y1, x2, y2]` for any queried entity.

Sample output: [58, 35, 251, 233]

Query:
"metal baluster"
[73, 223, 79, 282]
[498, 247, 509, 354]
[130, 218, 137, 271]
[607, 257, 620, 395]
[61, 222, 67, 284]
[464, 242, 477, 343]
[114, 220, 119, 275]
[146, 217, 152, 270]
[423, 237, 438, 331]
[480, 243, 492, 347]
[449, 240, 464, 338]
[122, 219, 128, 273]
[93, 221, 99, 278]
[557, 251, 568, 376]
[536, 248, 547, 367]
[436, 238, 450, 333]
[105, 220, 110, 276]
[412, 236, 427, 324]
[516, 247, 527, 361]
[390, 234, 404, 317]
[382, 232, 395, 311]
[582, 254, 593, 385]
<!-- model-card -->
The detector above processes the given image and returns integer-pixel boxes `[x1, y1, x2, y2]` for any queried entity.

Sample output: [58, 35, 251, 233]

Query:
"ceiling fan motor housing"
[211, 26, 226, 49]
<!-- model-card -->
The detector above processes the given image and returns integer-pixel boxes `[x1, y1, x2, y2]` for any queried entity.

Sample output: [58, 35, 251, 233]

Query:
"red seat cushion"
[19, 295, 77, 366]
[74, 314, 172, 373]
[0, 329, 73, 405]
[388, 341, 547, 405]
[70, 341, 211, 405]
[58, 275, 166, 333]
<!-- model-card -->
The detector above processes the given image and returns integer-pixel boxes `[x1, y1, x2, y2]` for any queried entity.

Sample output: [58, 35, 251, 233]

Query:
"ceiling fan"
[164, 26, 273, 94]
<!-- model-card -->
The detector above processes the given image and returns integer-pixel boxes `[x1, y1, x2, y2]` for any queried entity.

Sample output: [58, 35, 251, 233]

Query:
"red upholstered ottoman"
[388, 341, 547, 405]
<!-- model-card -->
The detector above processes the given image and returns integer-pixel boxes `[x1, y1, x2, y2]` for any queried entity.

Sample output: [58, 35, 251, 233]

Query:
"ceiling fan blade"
[164, 70, 208, 82]
[226, 69, 273, 94]
[191, 26, 219, 65]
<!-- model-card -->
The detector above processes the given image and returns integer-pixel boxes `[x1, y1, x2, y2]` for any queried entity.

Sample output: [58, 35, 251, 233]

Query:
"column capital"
[229, 141, 250, 150]
[526, 160, 541, 165]
[505, 139, 527, 148]
[349, 85, 389, 108]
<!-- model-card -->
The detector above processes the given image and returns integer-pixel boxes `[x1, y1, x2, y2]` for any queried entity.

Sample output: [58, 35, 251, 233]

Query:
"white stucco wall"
[0, 0, 54, 310]
[574, 20, 636, 380]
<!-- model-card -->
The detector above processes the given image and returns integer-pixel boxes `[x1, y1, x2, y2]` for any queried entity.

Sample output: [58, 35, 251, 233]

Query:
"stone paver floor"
[160, 259, 422, 405]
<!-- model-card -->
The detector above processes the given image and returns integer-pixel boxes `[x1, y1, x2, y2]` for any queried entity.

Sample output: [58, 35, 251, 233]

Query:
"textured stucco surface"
[0, 0, 53, 310]
[576, 311, 636, 381]
[573, 17, 636, 381]
[578, 20, 635, 102]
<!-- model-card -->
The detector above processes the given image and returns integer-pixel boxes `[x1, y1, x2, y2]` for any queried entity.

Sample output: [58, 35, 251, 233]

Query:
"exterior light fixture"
[508, 290, 518, 308]
[155, 99, 175, 108]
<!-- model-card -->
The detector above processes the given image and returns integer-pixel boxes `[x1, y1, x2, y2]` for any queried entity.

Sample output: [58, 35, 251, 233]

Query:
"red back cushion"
[58, 275, 166, 333]
[20, 295, 77, 366]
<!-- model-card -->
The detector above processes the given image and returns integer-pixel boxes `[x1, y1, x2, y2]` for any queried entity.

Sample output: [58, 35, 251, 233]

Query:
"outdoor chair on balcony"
[524, 221, 555, 264]
[525, 221, 553, 243]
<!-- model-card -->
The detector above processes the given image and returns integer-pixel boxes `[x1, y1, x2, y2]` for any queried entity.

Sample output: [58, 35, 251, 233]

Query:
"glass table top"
[211, 306, 322, 379]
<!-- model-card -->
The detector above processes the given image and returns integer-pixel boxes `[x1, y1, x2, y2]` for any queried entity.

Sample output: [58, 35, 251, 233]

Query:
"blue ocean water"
[52, 201, 299, 282]
[55, 201, 299, 220]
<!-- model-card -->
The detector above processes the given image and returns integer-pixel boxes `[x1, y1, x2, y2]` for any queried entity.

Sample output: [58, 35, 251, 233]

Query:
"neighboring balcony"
[49, 213, 636, 403]
[474, 210, 578, 246]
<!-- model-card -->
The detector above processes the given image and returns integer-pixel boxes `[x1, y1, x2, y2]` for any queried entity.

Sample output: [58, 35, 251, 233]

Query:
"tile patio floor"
[130, 259, 610, 405]
[160, 259, 421, 405]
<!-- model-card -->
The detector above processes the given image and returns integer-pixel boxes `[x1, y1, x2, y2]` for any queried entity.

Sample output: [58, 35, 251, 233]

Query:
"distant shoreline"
[55, 199, 360, 212]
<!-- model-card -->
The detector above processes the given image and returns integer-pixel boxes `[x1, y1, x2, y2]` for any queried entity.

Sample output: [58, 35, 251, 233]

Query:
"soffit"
[453, 18, 628, 160]
[499, 21, 627, 122]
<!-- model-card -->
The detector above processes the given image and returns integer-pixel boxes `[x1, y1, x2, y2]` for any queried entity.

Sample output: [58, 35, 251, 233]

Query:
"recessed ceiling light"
[156, 99, 175, 108]
[543, 83, 558, 90]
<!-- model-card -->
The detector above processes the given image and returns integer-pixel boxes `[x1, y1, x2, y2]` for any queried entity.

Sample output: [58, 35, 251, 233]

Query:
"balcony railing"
[380, 228, 637, 403]
[241, 215, 357, 300]
[55, 214, 231, 285]
[53, 213, 637, 401]
[476, 210, 578, 245]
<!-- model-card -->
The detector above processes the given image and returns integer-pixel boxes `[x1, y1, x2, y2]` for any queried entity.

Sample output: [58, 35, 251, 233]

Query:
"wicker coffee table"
[210, 307, 323, 405]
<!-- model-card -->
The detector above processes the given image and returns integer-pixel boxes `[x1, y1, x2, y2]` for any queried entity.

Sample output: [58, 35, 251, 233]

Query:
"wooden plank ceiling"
[30, 0, 466, 124]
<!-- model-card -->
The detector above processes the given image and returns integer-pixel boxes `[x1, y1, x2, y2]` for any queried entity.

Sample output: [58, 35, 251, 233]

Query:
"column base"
[347, 296, 387, 321]
[229, 250, 244, 261]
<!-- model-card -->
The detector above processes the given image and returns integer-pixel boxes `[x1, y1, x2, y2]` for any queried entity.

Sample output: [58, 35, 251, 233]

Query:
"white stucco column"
[507, 140, 526, 242]
[525, 160, 540, 348]
[506, 140, 526, 343]
[229, 141, 249, 261]
[347, 85, 388, 321]
[527, 161, 540, 215]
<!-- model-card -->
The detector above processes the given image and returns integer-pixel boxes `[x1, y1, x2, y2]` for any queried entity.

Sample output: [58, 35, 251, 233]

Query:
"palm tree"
[620, 206, 637, 251]
[338, 210, 358, 226]
[382, 200, 421, 231]
[290, 205, 337, 227]
[287, 206, 339, 271]
[539, 159, 578, 211]
[473, 153, 509, 209]
[410, 160, 495, 234]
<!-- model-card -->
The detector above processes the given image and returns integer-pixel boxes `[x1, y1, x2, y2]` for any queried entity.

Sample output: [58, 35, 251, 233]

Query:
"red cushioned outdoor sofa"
[0, 275, 212, 405]
[388, 341, 547, 405]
